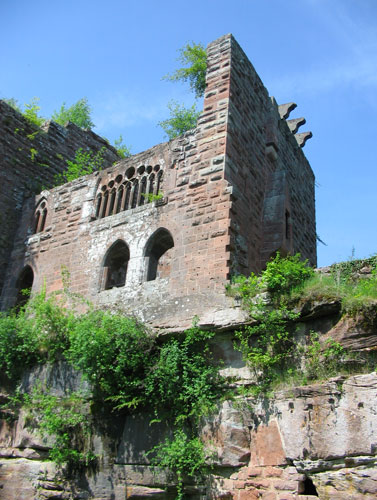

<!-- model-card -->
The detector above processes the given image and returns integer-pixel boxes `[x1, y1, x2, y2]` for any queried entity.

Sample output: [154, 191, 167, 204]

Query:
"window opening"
[95, 164, 164, 219]
[34, 211, 41, 234]
[40, 208, 47, 231]
[140, 176, 147, 205]
[102, 241, 130, 290]
[95, 194, 102, 218]
[145, 228, 174, 281]
[285, 210, 291, 240]
[131, 180, 139, 209]
[15, 265, 34, 308]
[34, 201, 47, 233]
[156, 170, 163, 194]
[115, 186, 123, 214]
[123, 182, 131, 211]
[299, 476, 318, 496]
[148, 173, 155, 199]
[107, 188, 116, 216]
[100, 191, 108, 218]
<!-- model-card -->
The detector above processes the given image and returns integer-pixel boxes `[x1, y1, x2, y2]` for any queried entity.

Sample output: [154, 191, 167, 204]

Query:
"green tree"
[164, 42, 207, 98]
[23, 97, 45, 127]
[158, 100, 200, 140]
[52, 98, 94, 129]
[113, 134, 131, 158]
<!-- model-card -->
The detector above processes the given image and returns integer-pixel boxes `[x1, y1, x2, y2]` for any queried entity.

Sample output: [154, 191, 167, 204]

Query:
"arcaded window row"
[95, 165, 163, 220]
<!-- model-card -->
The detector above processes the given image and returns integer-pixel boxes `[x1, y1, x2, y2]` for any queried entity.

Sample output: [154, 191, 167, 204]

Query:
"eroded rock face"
[2, 371, 377, 499]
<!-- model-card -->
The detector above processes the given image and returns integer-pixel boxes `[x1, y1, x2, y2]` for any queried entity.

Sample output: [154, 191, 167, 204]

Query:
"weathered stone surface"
[323, 306, 377, 350]
[0, 33, 316, 331]
[1, 366, 377, 498]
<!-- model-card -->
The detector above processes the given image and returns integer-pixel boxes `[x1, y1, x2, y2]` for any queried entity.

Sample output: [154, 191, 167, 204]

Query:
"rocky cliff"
[1, 294, 376, 500]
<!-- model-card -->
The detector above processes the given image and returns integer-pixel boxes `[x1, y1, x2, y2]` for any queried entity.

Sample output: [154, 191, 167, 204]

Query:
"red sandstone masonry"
[0, 34, 316, 327]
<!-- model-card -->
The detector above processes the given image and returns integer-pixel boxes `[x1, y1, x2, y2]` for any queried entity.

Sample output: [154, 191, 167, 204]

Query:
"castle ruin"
[0, 34, 316, 327]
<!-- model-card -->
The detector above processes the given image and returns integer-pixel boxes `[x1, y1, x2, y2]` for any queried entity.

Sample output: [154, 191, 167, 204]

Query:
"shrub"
[52, 98, 94, 129]
[149, 429, 207, 500]
[158, 100, 200, 139]
[67, 310, 155, 409]
[164, 42, 207, 98]
[262, 253, 314, 298]
[0, 312, 40, 381]
[21, 389, 94, 469]
[23, 97, 45, 127]
[145, 326, 224, 424]
[54, 147, 106, 185]
[113, 134, 131, 158]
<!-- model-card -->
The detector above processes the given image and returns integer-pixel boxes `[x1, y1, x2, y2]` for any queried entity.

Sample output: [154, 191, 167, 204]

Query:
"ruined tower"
[0, 34, 316, 327]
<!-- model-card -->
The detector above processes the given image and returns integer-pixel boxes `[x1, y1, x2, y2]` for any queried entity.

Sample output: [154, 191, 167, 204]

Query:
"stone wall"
[0, 34, 316, 327]
[0, 100, 119, 297]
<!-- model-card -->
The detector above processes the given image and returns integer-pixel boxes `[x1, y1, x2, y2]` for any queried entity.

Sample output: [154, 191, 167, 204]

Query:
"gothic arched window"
[34, 200, 47, 233]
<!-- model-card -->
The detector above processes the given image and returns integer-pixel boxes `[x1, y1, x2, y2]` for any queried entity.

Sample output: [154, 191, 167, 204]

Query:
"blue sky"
[1, 0, 376, 267]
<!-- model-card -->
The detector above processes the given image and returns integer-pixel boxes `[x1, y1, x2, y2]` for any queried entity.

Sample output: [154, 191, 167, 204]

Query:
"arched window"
[94, 164, 164, 218]
[145, 228, 174, 281]
[147, 173, 155, 200]
[115, 185, 123, 214]
[122, 182, 131, 211]
[107, 188, 116, 216]
[100, 190, 108, 218]
[156, 170, 163, 195]
[131, 179, 139, 209]
[140, 176, 147, 205]
[15, 265, 34, 307]
[34, 200, 47, 233]
[102, 240, 130, 290]
[95, 194, 102, 218]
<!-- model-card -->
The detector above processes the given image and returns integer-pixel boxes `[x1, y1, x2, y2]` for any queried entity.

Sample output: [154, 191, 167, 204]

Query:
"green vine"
[229, 253, 367, 394]
[0, 292, 224, 495]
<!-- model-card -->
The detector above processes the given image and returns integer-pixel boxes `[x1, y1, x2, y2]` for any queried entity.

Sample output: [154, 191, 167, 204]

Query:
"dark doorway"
[15, 266, 34, 307]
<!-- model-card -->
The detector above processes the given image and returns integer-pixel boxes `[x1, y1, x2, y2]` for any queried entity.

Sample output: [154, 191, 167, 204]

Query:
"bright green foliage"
[230, 253, 353, 393]
[149, 429, 206, 500]
[261, 253, 314, 298]
[29, 147, 38, 162]
[225, 273, 260, 309]
[164, 42, 207, 98]
[23, 97, 45, 127]
[67, 311, 154, 410]
[52, 98, 94, 129]
[145, 326, 224, 424]
[21, 389, 94, 468]
[20, 289, 72, 361]
[141, 191, 164, 203]
[0, 290, 71, 380]
[158, 100, 200, 139]
[227, 253, 313, 308]
[0, 288, 224, 486]
[302, 333, 347, 383]
[54, 147, 106, 185]
[113, 134, 131, 158]
[0, 312, 41, 380]
[235, 307, 299, 391]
